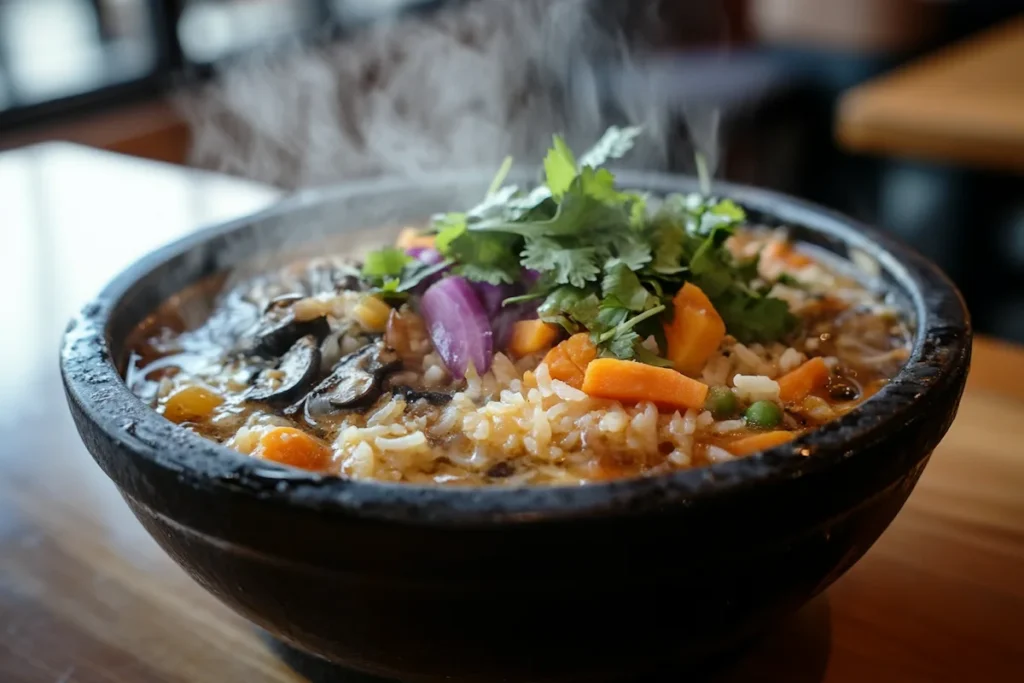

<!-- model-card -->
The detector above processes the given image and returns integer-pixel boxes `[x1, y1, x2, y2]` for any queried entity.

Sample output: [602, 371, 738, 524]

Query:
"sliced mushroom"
[304, 261, 364, 295]
[264, 293, 305, 314]
[300, 341, 402, 418]
[486, 461, 515, 479]
[389, 385, 453, 406]
[247, 335, 322, 406]
[251, 314, 331, 358]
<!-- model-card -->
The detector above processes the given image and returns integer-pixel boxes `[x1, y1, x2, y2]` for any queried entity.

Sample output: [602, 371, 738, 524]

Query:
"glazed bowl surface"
[61, 171, 971, 683]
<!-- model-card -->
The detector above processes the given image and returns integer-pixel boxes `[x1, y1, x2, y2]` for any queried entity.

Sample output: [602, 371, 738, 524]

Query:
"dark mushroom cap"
[247, 335, 322, 406]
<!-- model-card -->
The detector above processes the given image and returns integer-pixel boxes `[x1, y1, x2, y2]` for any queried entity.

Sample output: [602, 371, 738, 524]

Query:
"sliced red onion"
[523, 269, 542, 286]
[420, 277, 493, 379]
[407, 247, 443, 265]
[471, 281, 521, 318]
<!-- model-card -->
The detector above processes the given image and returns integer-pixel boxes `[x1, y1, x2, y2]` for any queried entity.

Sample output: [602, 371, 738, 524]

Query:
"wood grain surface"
[2, 144, 1022, 683]
[836, 17, 1024, 172]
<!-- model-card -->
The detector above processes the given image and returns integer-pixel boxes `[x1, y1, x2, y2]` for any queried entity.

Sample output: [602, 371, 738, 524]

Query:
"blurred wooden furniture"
[837, 17, 1024, 172]
[749, 0, 941, 52]
[0, 99, 190, 164]
[1, 143, 1023, 682]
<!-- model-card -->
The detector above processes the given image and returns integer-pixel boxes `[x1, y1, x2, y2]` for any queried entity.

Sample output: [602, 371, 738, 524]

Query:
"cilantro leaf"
[634, 344, 675, 368]
[578, 125, 643, 169]
[591, 306, 630, 336]
[604, 233, 652, 271]
[714, 291, 796, 344]
[362, 248, 413, 279]
[433, 212, 467, 249]
[397, 259, 453, 293]
[445, 231, 522, 285]
[487, 155, 514, 196]
[471, 174, 631, 239]
[544, 135, 578, 198]
[522, 237, 601, 288]
[776, 273, 807, 289]
[602, 328, 640, 360]
[602, 264, 657, 312]
[593, 305, 666, 359]
[538, 286, 601, 333]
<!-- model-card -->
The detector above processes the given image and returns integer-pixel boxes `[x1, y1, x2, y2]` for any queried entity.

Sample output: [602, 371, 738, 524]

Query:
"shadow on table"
[261, 595, 832, 683]
[699, 595, 832, 683]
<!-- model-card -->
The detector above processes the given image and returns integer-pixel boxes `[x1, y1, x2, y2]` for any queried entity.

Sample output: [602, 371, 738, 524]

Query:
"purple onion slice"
[420, 276, 493, 379]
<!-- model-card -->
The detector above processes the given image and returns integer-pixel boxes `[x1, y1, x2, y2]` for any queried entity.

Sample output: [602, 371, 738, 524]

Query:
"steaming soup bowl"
[61, 171, 970, 683]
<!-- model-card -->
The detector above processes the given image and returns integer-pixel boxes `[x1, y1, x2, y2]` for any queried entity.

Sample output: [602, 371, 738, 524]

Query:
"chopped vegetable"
[353, 295, 392, 332]
[763, 241, 812, 269]
[162, 384, 223, 423]
[407, 247, 444, 265]
[362, 247, 412, 280]
[727, 430, 795, 457]
[543, 333, 597, 388]
[778, 357, 830, 403]
[360, 126, 798, 369]
[472, 281, 520, 317]
[396, 227, 436, 251]
[420, 277, 493, 380]
[704, 386, 739, 420]
[581, 358, 710, 411]
[745, 400, 783, 429]
[664, 283, 726, 376]
[255, 427, 332, 470]
[508, 320, 559, 358]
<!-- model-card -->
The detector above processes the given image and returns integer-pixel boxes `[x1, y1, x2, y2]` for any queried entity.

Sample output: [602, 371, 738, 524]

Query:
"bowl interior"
[63, 169, 971, 523]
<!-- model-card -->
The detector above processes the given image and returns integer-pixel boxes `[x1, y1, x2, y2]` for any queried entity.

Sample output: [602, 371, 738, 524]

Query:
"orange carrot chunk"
[255, 427, 333, 471]
[508, 320, 560, 358]
[582, 358, 710, 411]
[162, 385, 223, 424]
[543, 333, 597, 388]
[777, 357, 830, 403]
[664, 283, 727, 377]
[763, 240, 812, 268]
[727, 431, 796, 457]
[395, 227, 436, 250]
[563, 333, 598, 370]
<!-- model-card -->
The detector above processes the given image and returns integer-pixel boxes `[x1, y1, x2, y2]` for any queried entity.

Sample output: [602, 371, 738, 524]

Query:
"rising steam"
[179, 0, 733, 190]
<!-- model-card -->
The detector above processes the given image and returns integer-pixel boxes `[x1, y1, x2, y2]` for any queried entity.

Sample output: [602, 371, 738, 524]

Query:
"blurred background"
[1, 0, 1022, 340]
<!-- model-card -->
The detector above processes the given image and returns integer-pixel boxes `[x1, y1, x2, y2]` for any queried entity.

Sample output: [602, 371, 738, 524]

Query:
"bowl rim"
[60, 170, 971, 525]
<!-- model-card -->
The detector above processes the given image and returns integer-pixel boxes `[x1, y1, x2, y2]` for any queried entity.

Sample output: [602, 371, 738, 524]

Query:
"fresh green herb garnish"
[362, 126, 796, 361]
[362, 247, 412, 280]
[361, 249, 453, 302]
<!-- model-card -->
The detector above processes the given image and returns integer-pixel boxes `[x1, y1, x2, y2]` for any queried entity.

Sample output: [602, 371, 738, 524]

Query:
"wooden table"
[837, 17, 1024, 173]
[2, 143, 1023, 683]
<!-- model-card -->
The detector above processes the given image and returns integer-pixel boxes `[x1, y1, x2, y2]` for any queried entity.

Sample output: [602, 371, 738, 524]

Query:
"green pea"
[745, 400, 782, 429]
[704, 386, 739, 419]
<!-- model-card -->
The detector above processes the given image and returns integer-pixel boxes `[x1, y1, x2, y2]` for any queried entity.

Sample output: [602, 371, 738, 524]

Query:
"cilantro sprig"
[363, 126, 796, 363]
[361, 248, 452, 301]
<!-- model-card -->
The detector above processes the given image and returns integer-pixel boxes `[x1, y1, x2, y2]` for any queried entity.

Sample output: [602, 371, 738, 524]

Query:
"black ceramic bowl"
[61, 172, 970, 683]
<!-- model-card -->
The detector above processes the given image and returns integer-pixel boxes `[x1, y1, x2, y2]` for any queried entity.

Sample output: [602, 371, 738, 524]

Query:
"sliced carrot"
[727, 431, 795, 457]
[255, 427, 333, 471]
[508, 320, 560, 358]
[563, 333, 598, 371]
[582, 358, 709, 411]
[763, 240, 812, 268]
[543, 333, 597, 389]
[664, 282, 726, 376]
[395, 227, 436, 250]
[777, 357, 830, 403]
